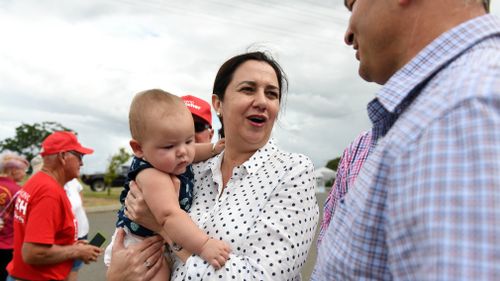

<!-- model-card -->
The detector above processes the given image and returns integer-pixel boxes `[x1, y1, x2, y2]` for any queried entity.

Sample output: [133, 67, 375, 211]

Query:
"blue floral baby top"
[116, 156, 194, 237]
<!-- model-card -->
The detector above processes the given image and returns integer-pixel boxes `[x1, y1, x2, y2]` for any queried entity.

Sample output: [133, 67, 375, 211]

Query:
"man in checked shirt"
[312, 0, 500, 280]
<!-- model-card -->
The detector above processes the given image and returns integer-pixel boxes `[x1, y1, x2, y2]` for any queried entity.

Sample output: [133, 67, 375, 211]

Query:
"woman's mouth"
[247, 115, 267, 127]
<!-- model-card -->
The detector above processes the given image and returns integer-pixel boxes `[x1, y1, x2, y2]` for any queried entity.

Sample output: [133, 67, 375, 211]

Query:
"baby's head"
[129, 89, 195, 175]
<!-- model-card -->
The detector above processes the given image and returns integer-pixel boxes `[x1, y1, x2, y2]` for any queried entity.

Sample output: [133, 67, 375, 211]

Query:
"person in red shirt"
[0, 151, 29, 281]
[7, 131, 102, 281]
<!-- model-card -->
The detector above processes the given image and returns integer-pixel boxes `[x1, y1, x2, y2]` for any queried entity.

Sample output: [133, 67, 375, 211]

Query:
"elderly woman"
[0, 151, 29, 281]
[107, 51, 319, 281]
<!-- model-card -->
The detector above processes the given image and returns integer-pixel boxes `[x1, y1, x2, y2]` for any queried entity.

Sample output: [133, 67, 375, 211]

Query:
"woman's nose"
[253, 90, 267, 110]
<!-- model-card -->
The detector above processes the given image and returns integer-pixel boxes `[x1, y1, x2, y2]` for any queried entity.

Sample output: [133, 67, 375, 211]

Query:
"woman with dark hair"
[107, 51, 319, 281]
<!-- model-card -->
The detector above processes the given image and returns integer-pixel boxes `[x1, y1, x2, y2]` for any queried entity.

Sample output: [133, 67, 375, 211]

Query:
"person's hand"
[0, 218, 4, 232]
[125, 181, 162, 232]
[106, 228, 164, 281]
[74, 240, 102, 264]
[212, 138, 225, 155]
[199, 238, 231, 270]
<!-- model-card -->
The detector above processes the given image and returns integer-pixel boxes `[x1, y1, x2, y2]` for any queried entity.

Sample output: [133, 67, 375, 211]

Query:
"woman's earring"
[217, 111, 221, 117]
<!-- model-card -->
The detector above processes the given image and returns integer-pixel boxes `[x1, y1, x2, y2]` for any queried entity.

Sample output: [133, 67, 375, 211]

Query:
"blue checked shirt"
[312, 14, 500, 280]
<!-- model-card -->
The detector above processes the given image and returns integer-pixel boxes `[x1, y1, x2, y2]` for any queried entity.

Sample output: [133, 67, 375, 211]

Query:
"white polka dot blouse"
[171, 139, 319, 280]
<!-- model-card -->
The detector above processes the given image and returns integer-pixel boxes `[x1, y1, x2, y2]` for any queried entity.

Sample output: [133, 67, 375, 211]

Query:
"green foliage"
[0, 121, 72, 161]
[326, 157, 341, 172]
[104, 147, 131, 187]
[325, 178, 335, 188]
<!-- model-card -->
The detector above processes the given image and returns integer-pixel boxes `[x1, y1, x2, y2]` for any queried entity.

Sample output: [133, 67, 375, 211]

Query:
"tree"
[324, 156, 341, 188]
[326, 157, 341, 172]
[0, 121, 73, 161]
[104, 147, 131, 195]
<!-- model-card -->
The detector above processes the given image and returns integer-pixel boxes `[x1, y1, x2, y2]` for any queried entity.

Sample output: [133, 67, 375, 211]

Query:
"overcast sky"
[1, 0, 499, 174]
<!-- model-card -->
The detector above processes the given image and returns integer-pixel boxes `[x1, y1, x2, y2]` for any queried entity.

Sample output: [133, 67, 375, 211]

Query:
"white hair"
[0, 150, 28, 173]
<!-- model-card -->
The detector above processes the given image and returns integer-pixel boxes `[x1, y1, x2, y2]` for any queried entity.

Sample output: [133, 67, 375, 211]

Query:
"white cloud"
[0, 0, 497, 174]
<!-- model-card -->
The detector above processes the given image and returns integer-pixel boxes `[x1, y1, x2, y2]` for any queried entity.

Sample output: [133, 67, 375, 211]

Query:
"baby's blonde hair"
[129, 89, 185, 142]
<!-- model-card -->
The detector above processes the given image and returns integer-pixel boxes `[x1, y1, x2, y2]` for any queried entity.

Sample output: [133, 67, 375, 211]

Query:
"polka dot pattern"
[171, 140, 319, 280]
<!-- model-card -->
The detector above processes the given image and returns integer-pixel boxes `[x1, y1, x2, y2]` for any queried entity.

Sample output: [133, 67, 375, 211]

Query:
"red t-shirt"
[7, 172, 77, 280]
[0, 176, 22, 249]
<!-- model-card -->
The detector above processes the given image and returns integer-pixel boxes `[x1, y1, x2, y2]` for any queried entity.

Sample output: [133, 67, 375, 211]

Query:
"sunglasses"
[67, 150, 84, 161]
[194, 122, 211, 133]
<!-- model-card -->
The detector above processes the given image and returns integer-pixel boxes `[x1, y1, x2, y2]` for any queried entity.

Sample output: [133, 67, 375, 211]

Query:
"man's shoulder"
[22, 173, 63, 198]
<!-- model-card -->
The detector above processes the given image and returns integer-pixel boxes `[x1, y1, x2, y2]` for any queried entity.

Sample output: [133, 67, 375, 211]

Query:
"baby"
[104, 89, 230, 280]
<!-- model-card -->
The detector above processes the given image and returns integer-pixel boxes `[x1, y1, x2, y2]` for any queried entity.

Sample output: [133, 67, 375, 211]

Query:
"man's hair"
[483, 0, 490, 12]
[129, 89, 184, 142]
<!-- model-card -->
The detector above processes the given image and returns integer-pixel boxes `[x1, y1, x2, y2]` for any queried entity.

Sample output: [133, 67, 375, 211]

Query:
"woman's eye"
[267, 91, 279, 99]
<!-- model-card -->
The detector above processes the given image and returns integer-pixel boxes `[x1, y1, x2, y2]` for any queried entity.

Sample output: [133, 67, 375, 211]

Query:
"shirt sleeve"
[180, 157, 319, 280]
[388, 97, 500, 279]
[317, 146, 349, 245]
[317, 130, 372, 246]
[74, 180, 83, 193]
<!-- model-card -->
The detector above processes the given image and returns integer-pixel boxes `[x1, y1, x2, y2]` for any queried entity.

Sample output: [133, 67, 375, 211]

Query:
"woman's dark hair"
[213, 51, 288, 138]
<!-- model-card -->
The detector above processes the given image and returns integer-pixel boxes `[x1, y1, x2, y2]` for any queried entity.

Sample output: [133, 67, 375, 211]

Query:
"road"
[79, 192, 328, 280]
[79, 210, 117, 281]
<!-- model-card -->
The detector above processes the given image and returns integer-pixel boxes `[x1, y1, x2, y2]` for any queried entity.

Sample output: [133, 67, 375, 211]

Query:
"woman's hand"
[125, 180, 162, 232]
[106, 228, 164, 281]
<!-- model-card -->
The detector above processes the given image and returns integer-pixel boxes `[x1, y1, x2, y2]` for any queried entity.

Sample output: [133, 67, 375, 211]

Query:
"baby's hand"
[212, 139, 225, 156]
[199, 238, 231, 269]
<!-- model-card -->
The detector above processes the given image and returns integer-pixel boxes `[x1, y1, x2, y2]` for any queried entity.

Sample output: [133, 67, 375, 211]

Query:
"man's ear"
[129, 139, 144, 158]
[58, 152, 67, 165]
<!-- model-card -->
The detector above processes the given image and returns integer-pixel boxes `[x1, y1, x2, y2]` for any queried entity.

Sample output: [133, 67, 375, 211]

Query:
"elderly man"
[7, 131, 102, 281]
[313, 0, 499, 280]
[181, 95, 214, 143]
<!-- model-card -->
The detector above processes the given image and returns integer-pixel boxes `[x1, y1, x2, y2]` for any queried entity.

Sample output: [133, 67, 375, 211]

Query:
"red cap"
[40, 131, 94, 156]
[181, 95, 212, 127]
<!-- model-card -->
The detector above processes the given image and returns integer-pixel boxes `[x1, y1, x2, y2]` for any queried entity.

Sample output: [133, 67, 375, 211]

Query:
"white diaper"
[104, 227, 146, 266]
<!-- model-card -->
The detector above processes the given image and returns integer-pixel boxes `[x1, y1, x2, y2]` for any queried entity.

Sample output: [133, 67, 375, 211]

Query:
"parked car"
[81, 163, 129, 192]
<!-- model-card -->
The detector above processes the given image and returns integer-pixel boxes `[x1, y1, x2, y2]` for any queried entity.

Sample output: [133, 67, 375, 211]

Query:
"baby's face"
[140, 111, 196, 175]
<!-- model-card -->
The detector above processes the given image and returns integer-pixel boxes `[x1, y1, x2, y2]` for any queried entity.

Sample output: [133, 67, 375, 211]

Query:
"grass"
[81, 184, 121, 208]
[21, 174, 121, 208]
